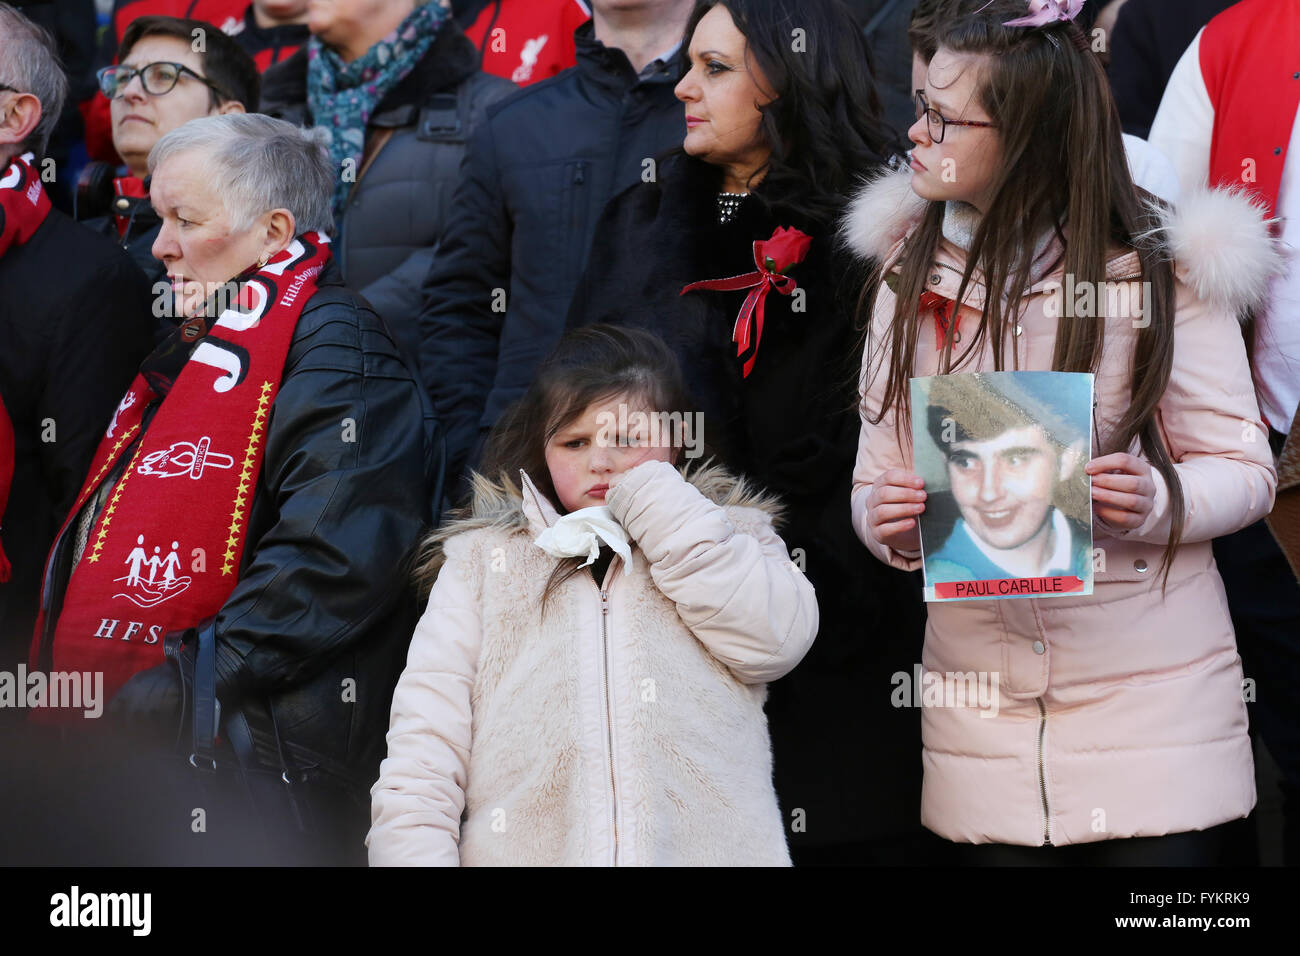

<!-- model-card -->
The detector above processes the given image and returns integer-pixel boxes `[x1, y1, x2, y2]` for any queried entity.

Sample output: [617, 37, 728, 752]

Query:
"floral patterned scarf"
[306, 0, 451, 220]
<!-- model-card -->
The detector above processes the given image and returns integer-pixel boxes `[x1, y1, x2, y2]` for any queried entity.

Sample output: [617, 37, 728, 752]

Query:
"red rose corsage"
[680, 225, 813, 377]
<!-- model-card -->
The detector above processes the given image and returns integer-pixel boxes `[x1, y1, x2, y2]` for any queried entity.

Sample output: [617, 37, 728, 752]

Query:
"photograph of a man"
[910, 371, 1095, 601]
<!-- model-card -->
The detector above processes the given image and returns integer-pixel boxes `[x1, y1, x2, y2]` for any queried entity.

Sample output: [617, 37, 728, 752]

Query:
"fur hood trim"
[1141, 186, 1285, 320]
[840, 165, 1286, 319]
[840, 166, 926, 266]
[415, 460, 784, 585]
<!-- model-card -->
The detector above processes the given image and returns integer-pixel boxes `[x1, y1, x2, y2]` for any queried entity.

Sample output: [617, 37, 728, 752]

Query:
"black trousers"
[1213, 511, 1300, 867]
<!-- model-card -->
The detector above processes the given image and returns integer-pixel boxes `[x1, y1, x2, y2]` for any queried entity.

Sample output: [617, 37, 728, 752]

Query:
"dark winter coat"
[83, 198, 169, 339]
[1108, 0, 1236, 138]
[416, 19, 688, 497]
[565, 152, 929, 853]
[33, 261, 437, 844]
[845, 0, 919, 144]
[260, 20, 516, 367]
[0, 209, 154, 669]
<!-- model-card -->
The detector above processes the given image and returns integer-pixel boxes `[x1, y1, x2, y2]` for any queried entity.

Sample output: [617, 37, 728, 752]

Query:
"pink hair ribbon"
[1001, 0, 1086, 27]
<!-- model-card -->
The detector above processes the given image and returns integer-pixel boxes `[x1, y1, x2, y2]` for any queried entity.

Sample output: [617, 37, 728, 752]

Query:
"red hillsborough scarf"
[1, 154, 52, 582]
[0, 153, 51, 258]
[34, 233, 332, 710]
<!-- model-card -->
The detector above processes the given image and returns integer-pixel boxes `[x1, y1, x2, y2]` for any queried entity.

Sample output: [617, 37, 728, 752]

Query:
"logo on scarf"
[106, 392, 136, 438]
[136, 437, 235, 480]
[113, 535, 192, 608]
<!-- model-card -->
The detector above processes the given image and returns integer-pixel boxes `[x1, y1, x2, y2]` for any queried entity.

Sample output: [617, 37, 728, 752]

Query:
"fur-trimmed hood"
[415, 460, 784, 585]
[839, 165, 1286, 320]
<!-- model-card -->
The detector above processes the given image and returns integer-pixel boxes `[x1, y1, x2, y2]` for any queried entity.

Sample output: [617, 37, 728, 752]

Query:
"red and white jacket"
[1150, 0, 1300, 433]
[463, 0, 590, 86]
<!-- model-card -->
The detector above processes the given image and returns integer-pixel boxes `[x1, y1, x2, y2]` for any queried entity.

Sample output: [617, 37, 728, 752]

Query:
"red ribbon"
[921, 290, 961, 350]
[681, 226, 812, 378]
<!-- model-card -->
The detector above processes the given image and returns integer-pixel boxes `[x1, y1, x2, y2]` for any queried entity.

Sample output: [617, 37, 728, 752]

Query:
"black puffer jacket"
[260, 21, 515, 366]
[567, 153, 930, 857]
[417, 20, 687, 498]
[34, 261, 437, 853]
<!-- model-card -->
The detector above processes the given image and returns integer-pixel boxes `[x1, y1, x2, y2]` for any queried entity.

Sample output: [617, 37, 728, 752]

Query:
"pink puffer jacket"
[844, 167, 1282, 846]
[368, 459, 817, 865]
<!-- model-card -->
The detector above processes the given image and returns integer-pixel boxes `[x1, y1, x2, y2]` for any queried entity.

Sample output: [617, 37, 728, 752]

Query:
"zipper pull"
[601, 590, 609, 614]
[574, 162, 586, 185]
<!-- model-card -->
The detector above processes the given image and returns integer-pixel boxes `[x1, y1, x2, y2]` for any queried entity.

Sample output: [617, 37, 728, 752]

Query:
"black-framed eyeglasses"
[914, 90, 998, 144]
[96, 62, 228, 101]
[0, 82, 17, 94]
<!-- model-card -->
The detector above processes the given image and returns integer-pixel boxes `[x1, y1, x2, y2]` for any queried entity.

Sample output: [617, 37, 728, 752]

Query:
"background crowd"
[0, 0, 1295, 867]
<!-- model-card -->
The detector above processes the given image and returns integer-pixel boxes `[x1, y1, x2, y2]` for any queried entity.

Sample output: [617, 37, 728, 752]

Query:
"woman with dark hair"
[850, 0, 1281, 863]
[567, 0, 933, 864]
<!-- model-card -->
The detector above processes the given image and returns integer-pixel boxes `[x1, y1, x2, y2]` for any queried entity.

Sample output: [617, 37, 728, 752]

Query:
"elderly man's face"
[945, 424, 1072, 552]
[150, 151, 270, 319]
[111, 35, 220, 178]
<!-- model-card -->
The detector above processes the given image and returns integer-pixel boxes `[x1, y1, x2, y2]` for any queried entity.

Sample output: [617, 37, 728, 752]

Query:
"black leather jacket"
[36, 261, 439, 798]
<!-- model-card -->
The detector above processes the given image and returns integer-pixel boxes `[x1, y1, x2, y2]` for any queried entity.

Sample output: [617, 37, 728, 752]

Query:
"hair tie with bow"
[999, 0, 1085, 27]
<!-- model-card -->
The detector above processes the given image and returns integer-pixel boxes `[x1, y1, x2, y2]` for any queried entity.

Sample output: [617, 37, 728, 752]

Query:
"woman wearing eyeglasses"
[849, 0, 1282, 863]
[81, 16, 258, 333]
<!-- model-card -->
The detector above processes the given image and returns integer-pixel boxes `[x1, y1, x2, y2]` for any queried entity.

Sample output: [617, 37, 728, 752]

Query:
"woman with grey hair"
[30, 112, 435, 865]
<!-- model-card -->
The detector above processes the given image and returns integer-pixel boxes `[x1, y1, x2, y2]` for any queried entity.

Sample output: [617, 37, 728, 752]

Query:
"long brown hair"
[860, 0, 1185, 579]
[478, 325, 699, 607]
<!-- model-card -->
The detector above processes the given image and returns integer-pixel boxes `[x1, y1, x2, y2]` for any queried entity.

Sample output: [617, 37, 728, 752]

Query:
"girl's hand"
[866, 469, 926, 553]
[1085, 453, 1155, 530]
[606, 455, 679, 495]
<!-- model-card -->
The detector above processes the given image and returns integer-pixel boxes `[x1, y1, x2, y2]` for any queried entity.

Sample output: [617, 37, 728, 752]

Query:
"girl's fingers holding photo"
[1085, 452, 1152, 478]
[880, 468, 926, 489]
[1094, 504, 1144, 529]
[872, 482, 927, 504]
[1089, 470, 1154, 497]
[1090, 483, 1148, 513]
[868, 475, 927, 514]
[877, 519, 922, 552]
[873, 501, 926, 525]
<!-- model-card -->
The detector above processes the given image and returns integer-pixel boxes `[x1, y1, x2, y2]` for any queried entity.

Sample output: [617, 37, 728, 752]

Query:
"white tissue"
[533, 505, 633, 567]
